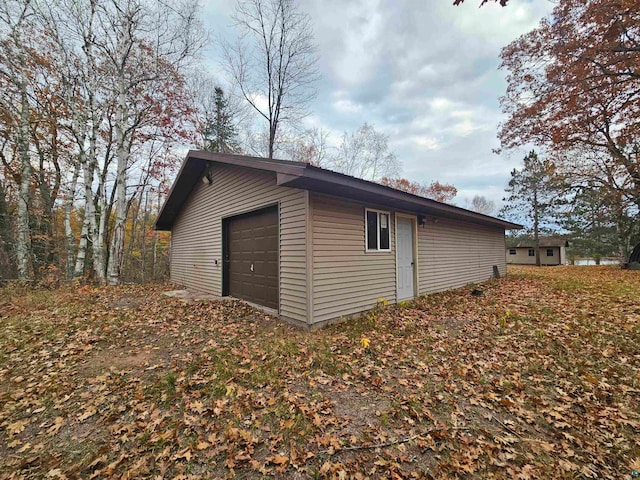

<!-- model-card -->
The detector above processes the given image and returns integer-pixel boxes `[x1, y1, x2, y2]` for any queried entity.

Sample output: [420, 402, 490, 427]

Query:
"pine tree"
[501, 151, 565, 266]
[203, 87, 240, 153]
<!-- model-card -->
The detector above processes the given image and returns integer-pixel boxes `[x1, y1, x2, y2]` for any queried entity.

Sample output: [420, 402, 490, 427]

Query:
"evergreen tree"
[564, 183, 637, 262]
[563, 184, 615, 263]
[203, 87, 240, 154]
[501, 151, 565, 266]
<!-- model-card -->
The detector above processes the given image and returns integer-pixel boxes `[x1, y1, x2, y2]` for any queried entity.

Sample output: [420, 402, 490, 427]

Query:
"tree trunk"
[108, 78, 129, 286]
[141, 189, 149, 282]
[75, 153, 92, 278]
[73, 207, 89, 278]
[16, 83, 32, 281]
[94, 190, 108, 282]
[125, 195, 141, 282]
[533, 188, 541, 267]
[268, 122, 276, 159]
[152, 189, 160, 280]
[64, 163, 80, 279]
[90, 127, 107, 284]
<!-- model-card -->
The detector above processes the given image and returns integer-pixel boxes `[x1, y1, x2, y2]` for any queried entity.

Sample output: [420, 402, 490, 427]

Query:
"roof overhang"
[509, 240, 569, 248]
[154, 151, 306, 231]
[276, 166, 522, 230]
[155, 151, 523, 231]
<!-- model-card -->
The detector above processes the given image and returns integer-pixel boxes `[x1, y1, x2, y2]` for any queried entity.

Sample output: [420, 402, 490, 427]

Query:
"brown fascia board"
[188, 150, 306, 175]
[277, 166, 523, 230]
[156, 150, 523, 231]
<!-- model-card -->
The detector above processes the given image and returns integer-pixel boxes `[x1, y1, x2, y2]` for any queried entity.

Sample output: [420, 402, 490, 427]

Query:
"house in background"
[506, 237, 568, 266]
[155, 151, 522, 329]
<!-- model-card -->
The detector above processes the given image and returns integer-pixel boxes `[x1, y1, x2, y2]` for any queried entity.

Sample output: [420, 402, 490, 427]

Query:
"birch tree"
[0, 0, 36, 280]
[89, 0, 203, 285]
[330, 123, 401, 181]
[38, 0, 109, 282]
[224, 0, 318, 159]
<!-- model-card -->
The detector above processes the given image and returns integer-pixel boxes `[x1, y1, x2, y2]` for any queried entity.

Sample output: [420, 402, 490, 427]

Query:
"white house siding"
[417, 217, 506, 294]
[170, 163, 308, 324]
[311, 193, 396, 325]
[507, 247, 561, 265]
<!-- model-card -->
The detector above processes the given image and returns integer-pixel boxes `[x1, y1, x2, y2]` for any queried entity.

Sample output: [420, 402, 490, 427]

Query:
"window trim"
[546, 248, 554, 257]
[365, 208, 392, 252]
[509, 249, 516, 255]
[528, 249, 535, 257]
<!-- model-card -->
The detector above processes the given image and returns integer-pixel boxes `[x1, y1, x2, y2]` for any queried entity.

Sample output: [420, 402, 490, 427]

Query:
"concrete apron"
[162, 290, 279, 317]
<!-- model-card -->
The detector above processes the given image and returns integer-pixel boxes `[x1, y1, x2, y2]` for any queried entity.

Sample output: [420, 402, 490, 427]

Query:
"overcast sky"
[200, 0, 554, 209]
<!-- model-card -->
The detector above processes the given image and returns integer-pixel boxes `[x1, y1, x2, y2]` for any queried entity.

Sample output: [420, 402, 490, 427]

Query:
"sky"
[200, 0, 555, 209]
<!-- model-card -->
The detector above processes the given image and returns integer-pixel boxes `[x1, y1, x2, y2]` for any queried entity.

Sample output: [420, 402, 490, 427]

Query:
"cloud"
[201, 0, 554, 208]
[413, 135, 440, 151]
[331, 91, 363, 114]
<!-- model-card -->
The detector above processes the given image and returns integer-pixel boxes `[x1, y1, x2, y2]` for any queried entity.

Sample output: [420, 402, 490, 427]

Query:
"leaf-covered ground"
[1, 266, 639, 479]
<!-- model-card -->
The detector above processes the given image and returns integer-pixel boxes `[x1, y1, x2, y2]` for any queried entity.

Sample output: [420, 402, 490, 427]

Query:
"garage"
[223, 205, 279, 310]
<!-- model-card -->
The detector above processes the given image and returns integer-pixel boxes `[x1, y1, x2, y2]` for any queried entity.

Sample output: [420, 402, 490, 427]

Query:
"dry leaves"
[0, 266, 638, 478]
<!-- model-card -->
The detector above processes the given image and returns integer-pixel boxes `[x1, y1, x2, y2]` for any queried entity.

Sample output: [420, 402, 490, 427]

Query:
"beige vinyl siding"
[311, 193, 396, 324]
[170, 163, 308, 323]
[417, 217, 506, 294]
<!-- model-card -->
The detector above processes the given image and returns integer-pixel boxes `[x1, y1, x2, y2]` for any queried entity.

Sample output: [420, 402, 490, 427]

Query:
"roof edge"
[155, 151, 523, 231]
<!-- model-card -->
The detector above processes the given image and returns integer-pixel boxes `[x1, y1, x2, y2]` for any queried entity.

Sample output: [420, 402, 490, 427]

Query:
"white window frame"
[546, 248, 554, 257]
[509, 249, 516, 255]
[528, 249, 535, 257]
[365, 208, 392, 252]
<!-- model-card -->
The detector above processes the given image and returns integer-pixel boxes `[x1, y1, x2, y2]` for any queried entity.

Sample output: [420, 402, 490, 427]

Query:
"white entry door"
[396, 216, 415, 300]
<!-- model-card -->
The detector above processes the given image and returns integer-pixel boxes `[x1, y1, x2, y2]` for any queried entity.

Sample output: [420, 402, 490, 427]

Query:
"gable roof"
[507, 237, 569, 248]
[155, 151, 523, 231]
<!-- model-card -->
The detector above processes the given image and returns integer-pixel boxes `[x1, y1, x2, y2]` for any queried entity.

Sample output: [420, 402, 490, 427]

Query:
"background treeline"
[0, 0, 461, 285]
[1, 0, 638, 284]
[0, 0, 209, 284]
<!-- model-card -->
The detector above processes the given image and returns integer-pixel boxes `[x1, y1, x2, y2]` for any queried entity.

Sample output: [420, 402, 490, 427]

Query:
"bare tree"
[469, 195, 496, 215]
[281, 127, 330, 166]
[224, 0, 318, 159]
[330, 123, 401, 181]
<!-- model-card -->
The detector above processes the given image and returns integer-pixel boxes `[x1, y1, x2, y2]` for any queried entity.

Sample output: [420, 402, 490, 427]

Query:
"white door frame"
[395, 213, 418, 301]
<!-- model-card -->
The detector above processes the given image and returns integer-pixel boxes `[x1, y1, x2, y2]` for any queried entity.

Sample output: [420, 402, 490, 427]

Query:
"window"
[365, 209, 391, 251]
[547, 248, 554, 257]
[528, 249, 535, 257]
[509, 249, 516, 255]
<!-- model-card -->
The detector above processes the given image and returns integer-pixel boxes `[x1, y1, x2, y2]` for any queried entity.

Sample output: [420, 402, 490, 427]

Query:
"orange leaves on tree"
[380, 177, 458, 203]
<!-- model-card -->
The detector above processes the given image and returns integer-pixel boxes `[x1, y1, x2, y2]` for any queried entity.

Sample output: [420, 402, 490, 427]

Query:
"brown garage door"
[224, 205, 278, 310]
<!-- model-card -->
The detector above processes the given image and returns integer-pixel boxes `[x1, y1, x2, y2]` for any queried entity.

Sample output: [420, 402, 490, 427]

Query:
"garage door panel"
[226, 206, 278, 310]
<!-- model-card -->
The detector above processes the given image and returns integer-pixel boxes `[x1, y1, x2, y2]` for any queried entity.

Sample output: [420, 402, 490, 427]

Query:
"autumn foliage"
[499, 0, 640, 211]
[381, 177, 458, 203]
[2, 266, 638, 478]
